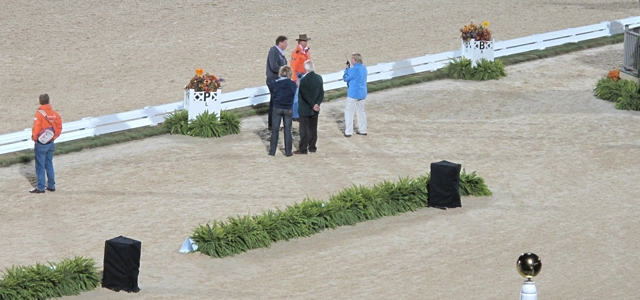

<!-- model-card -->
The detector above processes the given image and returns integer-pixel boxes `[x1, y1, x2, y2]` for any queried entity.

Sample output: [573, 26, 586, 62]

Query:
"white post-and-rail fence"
[1, 17, 638, 156]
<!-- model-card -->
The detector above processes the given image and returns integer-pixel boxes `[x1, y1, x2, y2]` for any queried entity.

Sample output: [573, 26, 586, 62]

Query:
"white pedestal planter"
[461, 39, 495, 66]
[183, 89, 221, 121]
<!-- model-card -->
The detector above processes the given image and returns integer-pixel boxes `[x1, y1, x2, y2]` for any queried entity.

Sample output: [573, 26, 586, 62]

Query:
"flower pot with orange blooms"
[184, 69, 225, 121]
[461, 21, 494, 66]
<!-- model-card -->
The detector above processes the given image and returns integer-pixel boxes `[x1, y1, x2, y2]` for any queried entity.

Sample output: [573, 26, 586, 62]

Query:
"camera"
[346, 60, 351, 68]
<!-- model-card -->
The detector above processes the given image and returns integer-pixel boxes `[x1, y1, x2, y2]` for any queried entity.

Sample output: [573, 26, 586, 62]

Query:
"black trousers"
[298, 114, 318, 153]
[266, 78, 277, 129]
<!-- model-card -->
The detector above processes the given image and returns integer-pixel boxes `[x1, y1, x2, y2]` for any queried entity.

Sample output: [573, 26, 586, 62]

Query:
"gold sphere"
[516, 252, 542, 279]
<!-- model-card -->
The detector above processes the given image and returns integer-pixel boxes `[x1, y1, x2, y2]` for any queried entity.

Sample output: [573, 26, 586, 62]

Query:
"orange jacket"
[32, 104, 63, 142]
[291, 44, 311, 82]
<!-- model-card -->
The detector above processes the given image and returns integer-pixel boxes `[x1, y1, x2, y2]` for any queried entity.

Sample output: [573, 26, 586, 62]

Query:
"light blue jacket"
[343, 62, 367, 100]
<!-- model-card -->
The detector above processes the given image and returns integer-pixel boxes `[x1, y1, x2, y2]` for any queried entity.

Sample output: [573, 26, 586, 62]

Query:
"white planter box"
[183, 89, 221, 121]
[461, 39, 495, 66]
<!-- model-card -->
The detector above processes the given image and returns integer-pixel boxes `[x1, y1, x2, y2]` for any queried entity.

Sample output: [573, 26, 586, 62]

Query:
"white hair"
[304, 60, 315, 72]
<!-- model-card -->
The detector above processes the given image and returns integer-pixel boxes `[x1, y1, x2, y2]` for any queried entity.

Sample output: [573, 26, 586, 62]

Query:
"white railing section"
[1, 16, 639, 155]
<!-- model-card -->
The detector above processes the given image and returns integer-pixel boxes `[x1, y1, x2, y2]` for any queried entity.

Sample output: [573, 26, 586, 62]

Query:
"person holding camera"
[343, 53, 368, 137]
[267, 66, 297, 157]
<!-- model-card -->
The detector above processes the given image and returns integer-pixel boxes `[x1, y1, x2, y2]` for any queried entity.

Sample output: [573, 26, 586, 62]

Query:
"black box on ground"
[102, 235, 141, 293]
[428, 160, 462, 209]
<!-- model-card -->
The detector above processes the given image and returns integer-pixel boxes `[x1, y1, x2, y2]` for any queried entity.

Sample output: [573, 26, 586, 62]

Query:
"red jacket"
[291, 44, 311, 82]
[32, 104, 63, 142]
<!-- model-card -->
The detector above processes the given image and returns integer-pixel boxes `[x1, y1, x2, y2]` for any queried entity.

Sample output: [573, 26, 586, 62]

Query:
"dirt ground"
[0, 0, 638, 133]
[2, 1, 640, 300]
[1, 43, 640, 299]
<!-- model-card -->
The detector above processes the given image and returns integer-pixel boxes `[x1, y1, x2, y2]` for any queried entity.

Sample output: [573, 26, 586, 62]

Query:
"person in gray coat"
[265, 35, 288, 130]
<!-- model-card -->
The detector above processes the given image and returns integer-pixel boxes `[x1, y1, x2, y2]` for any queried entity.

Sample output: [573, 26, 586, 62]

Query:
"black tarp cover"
[102, 235, 141, 293]
[428, 160, 462, 209]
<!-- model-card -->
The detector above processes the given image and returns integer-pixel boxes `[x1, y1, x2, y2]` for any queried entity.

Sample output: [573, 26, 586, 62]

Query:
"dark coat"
[267, 77, 297, 109]
[297, 71, 324, 117]
[266, 46, 287, 81]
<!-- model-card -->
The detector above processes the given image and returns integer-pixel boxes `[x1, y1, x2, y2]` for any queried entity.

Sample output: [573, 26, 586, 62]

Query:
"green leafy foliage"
[615, 81, 640, 110]
[162, 109, 242, 138]
[220, 110, 242, 135]
[162, 110, 189, 135]
[444, 57, 506, 81]
[459, 169, 493, 196]
[594, 77, 640, 111]
[471, 58, 507, 81]
[594, 78, 629, 102]
[192, 171, 490, 258]
[444, 57, 473, 79]
[189, 110, 223, 138]
[0, 256, 100, 299]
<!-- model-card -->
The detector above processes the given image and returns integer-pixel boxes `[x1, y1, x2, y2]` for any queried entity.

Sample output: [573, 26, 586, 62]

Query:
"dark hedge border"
[191, 170, 492, 258]
[0, 256, 100, 299]
[0, 34, 624, 168]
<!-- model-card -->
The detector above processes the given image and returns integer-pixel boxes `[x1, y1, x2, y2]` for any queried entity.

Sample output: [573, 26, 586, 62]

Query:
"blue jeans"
[34, 142, 55, 191]
[292, 88, 300, 119]
[269, 108, 293, 156]
[293, 73, 304, 119]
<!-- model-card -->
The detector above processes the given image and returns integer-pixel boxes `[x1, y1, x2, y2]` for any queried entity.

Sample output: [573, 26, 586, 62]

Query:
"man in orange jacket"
[291, 34, 311, 82]
[30, 93, 63, 194]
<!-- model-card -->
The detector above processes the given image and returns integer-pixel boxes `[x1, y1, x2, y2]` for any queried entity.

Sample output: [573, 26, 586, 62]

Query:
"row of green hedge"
[191, 170, 492, 258]
[594, 77, 640, 111]
[0, 256, 100, 299]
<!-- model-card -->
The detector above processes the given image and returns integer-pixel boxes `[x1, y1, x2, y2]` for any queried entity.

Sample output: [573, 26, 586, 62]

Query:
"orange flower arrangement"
[460, 21, 492, 42]
[607, 69, 620, 81]
[185, 69, 225, 92]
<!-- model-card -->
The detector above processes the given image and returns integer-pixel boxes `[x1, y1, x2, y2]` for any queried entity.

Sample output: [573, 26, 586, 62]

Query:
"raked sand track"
[1, 1, 640, 299]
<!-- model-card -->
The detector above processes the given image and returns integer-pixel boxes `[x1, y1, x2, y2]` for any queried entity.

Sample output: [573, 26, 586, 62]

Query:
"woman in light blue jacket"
[342, 53, 368, 137]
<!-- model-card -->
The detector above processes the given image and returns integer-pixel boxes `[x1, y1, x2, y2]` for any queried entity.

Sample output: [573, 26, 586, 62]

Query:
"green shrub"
[615, 81, 640, 110]
[444, 57, 506, 81]
[459, 169, 493, 196]
[594, 77, 640, 111]
[189, 110, 224, 138]
[0, 256, 100, 299]
[192, 171, 490, 258]
[220, 110, 242, 135]
[471, 58, 507, 81]
[162, 110, 189, 135]
[163, 109, 242, 138]
[595, 78, 628, 102]
[444, 57, 473, 79]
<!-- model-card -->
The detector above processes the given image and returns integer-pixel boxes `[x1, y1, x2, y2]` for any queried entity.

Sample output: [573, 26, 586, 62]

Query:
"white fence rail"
[1, 17, 638, 156]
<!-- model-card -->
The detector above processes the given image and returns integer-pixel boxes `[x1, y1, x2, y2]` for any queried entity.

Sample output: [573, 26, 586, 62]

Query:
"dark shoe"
[45, 187, 56, 192]
[285, 153, 293, 157]
[309, 150, 316, 153]
[268, 153, 275, 156]
[29, 188, 45, 194]
[293, 118, 299, 122]
[356, 132, 367, 136]
[293, 150, 307, 155]
[344, 133, 352, 138]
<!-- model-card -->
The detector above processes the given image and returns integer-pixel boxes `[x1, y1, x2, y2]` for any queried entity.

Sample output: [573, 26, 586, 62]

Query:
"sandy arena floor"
[0, 0, 638, 133]
[1, 43, 640, 299]
[1, 1, 640, 299]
